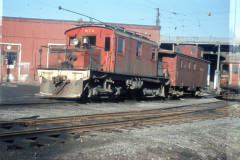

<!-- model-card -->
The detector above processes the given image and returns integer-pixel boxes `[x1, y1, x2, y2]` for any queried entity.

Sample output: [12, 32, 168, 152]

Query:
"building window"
[118, 38, 124, 53]
[105, 37, 110, 51]
[188, 61, 191, 70]
[194, 63, 196, 70]
[180, 59, 183, 68]
[201, 50, 203, 57]
[136, 42, 142, 57]
[233, 65, 238, 74]
[151, 47, 156, 60]
[176, 48, 181, 53]
[191, 48, 196, 54]
[5, 52, 17, 65]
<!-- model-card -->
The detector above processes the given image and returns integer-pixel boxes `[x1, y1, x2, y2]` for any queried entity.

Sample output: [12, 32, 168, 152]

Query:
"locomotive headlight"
[72, 38, 80, 46]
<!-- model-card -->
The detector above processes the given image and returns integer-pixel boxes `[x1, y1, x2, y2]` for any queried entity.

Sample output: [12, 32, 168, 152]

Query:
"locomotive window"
[105, 37, 110, 51]
[69, 37, 75, 46]
[5, 52, 17, 65]
[86, 36, 96, 46]
[118, 38, 124, 53]
[188, 61, 191, 70]
[233, 65, 238, 74]
[176, 48, 181, 53]
[151, 47, 156, 60]
[191, 48, 196, 54]
[136, 42, 142, 57]
[222, 64, 229, 74]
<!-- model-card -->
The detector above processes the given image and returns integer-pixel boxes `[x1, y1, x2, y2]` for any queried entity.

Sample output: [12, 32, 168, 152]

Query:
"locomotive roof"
[159, 49, 210, 63]
[65, 24, 158, 46]
[222, 55, 240, 64]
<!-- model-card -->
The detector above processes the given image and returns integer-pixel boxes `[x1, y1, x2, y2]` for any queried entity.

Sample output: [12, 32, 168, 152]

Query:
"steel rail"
[0, 104, 238, 140]
[0, 101, 225, 127]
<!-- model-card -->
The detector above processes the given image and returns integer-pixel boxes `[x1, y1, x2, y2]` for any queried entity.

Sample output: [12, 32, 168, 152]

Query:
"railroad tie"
[58, 133, 80, 141]
[0, 141, 17, 151]
[13, 138, 37, 149]
[36, 135, 63, 145]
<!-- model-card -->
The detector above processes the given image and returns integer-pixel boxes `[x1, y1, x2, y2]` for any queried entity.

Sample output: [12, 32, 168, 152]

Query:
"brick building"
[0, 17, 160, 83]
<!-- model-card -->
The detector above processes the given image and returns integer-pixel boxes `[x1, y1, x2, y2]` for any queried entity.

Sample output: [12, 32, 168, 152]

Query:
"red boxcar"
[159, 46, 209, 97]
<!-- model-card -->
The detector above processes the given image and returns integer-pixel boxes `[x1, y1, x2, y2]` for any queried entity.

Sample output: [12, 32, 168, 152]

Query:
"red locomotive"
[37, 24, 209, 99]
[220, 55, 240, 99]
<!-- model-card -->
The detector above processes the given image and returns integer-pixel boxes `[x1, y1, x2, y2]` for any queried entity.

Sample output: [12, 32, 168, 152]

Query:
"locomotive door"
[0, 44, 21, 82]
[102, 35, 113, 72]
[232, 64, 239, 85]
[157, 61, 163, 76]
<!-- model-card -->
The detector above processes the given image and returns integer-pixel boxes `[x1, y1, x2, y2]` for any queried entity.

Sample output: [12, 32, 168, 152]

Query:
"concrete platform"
[0, 83, 62, 105]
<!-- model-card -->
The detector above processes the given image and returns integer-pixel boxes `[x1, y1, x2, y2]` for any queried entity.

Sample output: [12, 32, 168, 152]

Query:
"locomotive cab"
[37, 26, 115, 98]
[220, 59, 240, 99]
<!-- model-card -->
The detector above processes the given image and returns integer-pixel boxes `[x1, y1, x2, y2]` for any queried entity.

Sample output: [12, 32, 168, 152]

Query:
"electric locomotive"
[220, 54, 240, 99]
[37, 24, 169, 99]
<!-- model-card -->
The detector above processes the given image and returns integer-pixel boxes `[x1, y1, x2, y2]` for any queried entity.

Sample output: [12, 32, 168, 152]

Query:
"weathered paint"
[174, 45, 204, 58]
[160, 50, 209, 88]
[37, 69, 90, 98]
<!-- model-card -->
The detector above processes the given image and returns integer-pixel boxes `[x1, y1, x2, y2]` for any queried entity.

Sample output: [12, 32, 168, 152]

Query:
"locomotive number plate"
[85, 29, 95, 33]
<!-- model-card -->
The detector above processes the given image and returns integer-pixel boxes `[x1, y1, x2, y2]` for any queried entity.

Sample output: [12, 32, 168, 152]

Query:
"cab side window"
[105, 37, 110, 51]
[151, 47, 156, 60]
[118, 38, 124, 54]
[136, 42, 142, 57]
[233, 65, 238, 74]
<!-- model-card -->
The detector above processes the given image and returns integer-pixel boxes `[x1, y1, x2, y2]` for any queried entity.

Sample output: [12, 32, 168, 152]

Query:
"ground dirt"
[0, 98, 240, 160]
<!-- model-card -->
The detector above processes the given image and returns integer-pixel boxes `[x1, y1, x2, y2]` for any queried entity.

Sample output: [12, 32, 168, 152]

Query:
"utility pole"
[156, 8, 160, 26]
[216, 43, 221, 91]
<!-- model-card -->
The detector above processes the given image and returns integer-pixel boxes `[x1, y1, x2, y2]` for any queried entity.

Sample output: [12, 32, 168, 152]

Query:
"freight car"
[159, 45, 209, 98]
[220, 55, 240, 99]
[37, 24, 209, 100]
[37, 24, 169, 99]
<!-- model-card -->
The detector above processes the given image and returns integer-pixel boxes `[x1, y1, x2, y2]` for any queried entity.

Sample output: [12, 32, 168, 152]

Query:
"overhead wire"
[4, 0, 230, 37]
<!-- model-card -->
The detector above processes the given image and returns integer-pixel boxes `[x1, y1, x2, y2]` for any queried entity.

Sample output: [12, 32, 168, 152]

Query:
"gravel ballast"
[0, 98, 239, 160]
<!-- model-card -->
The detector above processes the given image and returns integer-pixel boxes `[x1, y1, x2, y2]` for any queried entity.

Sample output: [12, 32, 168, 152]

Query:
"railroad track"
[0, 100, 225, 127]
[0, 101, 239, 150]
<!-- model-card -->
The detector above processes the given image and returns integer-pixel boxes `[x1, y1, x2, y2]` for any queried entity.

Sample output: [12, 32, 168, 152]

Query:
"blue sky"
[2, 0, 230, 38]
